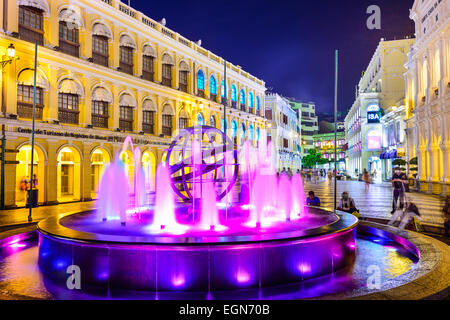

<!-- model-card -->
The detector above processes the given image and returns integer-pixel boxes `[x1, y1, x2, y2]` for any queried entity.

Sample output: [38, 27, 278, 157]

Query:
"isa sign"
[367, 111, 381, 123]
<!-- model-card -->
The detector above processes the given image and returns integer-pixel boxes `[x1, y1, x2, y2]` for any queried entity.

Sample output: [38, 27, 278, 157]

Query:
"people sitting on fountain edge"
[337, 192, 360, 218]
[306, 191, 321, 207]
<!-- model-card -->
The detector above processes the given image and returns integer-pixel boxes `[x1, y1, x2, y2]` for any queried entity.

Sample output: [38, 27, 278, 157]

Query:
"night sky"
[130, 0, 415, 117]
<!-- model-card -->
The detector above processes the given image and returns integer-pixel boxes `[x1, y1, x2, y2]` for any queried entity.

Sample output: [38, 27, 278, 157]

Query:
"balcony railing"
[58, 108, 79, 124]
[162, 77, 172, 87]
[92, 114, 108, 128]
[210, 93, 217, 102]
[221, 97, 228, 105]
[162, 126, 172, 136]
[248, 107, 254, 114]
[119, 62, 133, 75]
[179, 83, 188, 93]
[92, 52, 108, 67]
[240, 104, 246, 112]
[17, 103, 43, 120]
[19, 25, 43, 46]
[119, 119, 133, 131]
[142, 123, 154, 134]
[142, 70, 154, 82]
[231, 101, 237, 108]
[59, 39, 79, 58]
[197, 90, 205, 98]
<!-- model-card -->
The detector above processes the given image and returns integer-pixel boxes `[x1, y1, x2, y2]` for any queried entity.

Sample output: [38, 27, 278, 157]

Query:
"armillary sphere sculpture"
[165, 125, 239, 202]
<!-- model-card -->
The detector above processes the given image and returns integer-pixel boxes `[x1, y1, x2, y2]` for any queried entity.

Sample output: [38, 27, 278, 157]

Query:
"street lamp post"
[28, 42, 38, 222]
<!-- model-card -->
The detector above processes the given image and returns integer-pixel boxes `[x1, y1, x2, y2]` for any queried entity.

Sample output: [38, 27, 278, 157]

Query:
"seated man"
[388, 196, 421, 230]
[306, 191, 321, 206]
[337, 192, 360, 217]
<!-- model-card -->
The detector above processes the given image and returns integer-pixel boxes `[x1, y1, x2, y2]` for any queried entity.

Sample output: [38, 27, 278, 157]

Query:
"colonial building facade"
[265, 93, 301, 171]
[345, 38, 415, 179]
[405, 0, 450, 195]
[0, 0, 266, 208]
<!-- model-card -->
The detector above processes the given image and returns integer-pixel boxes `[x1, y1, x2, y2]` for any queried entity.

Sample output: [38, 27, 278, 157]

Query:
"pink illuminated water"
[96, 133, 308, 234]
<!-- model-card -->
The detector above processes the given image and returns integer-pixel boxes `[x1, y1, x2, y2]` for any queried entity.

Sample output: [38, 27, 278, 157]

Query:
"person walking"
[363, 169, 370, 191]
[391, 167, 408, 214]
[443, 196, 450, 237]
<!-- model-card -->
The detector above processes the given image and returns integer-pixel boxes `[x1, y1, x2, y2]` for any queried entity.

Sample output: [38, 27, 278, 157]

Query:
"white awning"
[92, 23, 112, 38]
[179, 61, 190, 72]
[120, 34, 136, 49]
[119, 93, 137, 107]
[179, 110, 188, 118]
[142, 45, 156, 57]
[162, 53, 174, 66]
[91, 87, 112, 103]
[17, 0, 49, 14]
[17, 69, 49, 90]
[142, 99, 156, 111]
[59, 79, 82, 95]
[162, 104, 175, 115]
[58, 8, 83, 29]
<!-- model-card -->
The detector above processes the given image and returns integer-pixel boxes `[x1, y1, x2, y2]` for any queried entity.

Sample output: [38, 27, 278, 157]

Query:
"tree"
[302, 149, 328, 168]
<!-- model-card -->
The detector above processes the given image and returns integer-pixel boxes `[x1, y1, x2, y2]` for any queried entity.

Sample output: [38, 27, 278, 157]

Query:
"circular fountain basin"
[37, 207, 358, 292]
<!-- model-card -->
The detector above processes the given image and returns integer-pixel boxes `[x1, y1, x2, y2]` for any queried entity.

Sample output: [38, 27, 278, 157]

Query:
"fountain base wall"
[37, 210, 358, 292]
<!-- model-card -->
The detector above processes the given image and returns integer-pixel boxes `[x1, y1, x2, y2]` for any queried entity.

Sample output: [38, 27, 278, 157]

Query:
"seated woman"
[306, 191, 321, 206]
[337, 192, 360, 218]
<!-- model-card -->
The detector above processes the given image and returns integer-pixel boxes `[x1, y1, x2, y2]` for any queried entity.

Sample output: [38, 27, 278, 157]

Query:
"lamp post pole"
[28, 42, 38, 222]
[334, 50, 338, 213]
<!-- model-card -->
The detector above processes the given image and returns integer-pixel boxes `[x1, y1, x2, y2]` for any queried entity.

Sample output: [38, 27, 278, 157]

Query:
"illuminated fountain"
[36, 126, 358, 292]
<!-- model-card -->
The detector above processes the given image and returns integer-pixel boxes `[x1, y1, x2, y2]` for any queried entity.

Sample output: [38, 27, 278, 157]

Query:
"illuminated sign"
[367, 111, 381, 123]
[367, 129, 382, 150]
[367, 104, 380, 112]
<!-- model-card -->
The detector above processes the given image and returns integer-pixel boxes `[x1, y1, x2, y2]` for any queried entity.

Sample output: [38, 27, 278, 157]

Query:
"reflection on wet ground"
[0, 235, 417, 300]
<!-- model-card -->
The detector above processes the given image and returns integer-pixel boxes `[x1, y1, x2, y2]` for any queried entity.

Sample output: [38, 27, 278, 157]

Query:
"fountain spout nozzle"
[210, 225, 215, 231]
[102, 218, 107, 222]
[121, 221, 126, 226]
[161, 225, 165, 230]
[256, 222, 261, 228]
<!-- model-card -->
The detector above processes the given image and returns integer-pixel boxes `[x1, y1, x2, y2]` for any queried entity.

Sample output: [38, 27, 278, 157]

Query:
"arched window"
[179, 61, 190, 93]
[179, 110, 189, 129]
[18, 1, 47, 45]
[231, 85, 237, 107]
[231, 121, 238, 138]
[197, 70, 205, 97]
[197, 113, 205, 126]
[240, 89, 246, 111]
[256, 96, 261, 114]
[162, 104, 175, 135]
[92, 23, 111, 67]
[142, 45, 156, 81]
[249, 124, 254, 141]
[91, 87, 112, 128]
[221, 118, 228, 132]
[162, 53, 174, 87]
[210, 116, 216, 128]
[119, 34, 136, 75]
[221, 80, 226, 98]
[241, 123, 246, 141]
[256, 127, 260, 141]
[210, 75, 217, 100]
[142, 99, 156, 134]
[58, 8, 82, 57]
[58, 79, 82, 124]
[248, 92, 254, 113]
[17, 68, 48, 120]
[119, 93, 136, 132]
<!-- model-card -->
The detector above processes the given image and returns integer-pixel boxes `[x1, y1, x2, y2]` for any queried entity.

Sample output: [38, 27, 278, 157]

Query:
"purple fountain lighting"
[37, 126, 359, 294]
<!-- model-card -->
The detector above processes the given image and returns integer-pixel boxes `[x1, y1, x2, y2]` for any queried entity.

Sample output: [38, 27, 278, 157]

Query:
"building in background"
[405, 0, 449, 195]
[288, 99, 318, 155]
[379, 102, 407, 181]
[0, 0, 266, 208]
[265, 93, 301, 171]
[344, 37, 415, 180]
[312, 126, 346, 171]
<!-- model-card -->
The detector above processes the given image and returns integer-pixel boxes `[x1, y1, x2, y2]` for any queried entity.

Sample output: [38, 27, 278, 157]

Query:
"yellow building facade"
[0, 0, 267, 208]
